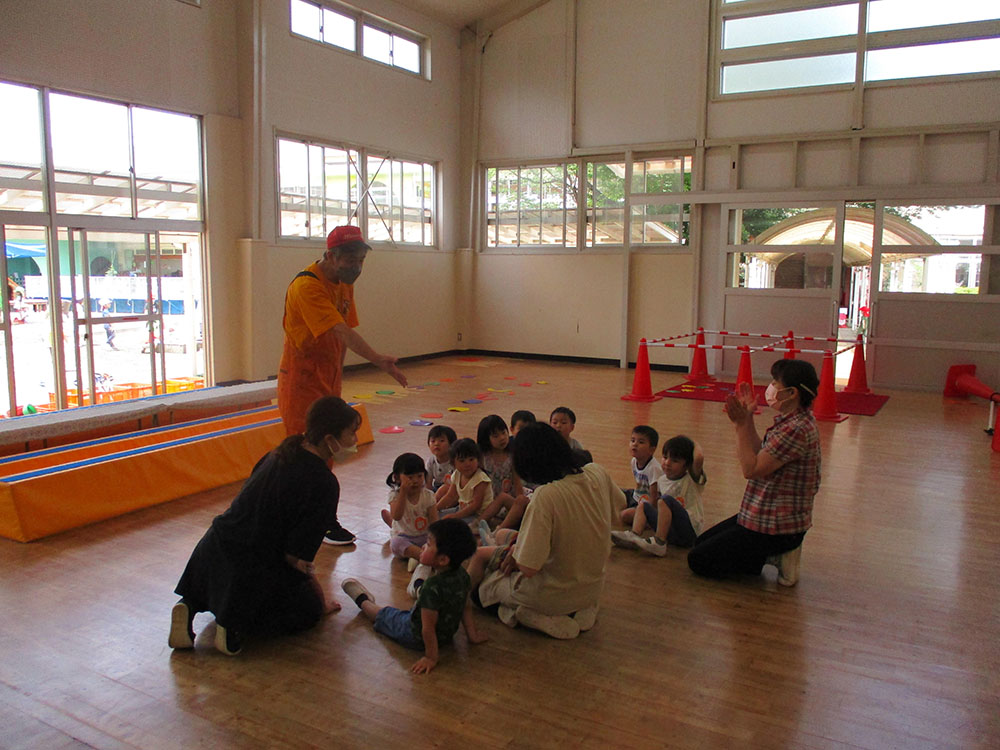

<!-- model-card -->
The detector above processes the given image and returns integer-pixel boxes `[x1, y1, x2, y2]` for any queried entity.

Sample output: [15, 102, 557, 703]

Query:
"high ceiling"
[393, 0, 519, 29]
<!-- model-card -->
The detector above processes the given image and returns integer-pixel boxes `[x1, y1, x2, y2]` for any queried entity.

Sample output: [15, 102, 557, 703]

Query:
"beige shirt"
[510, 463, 626, 615]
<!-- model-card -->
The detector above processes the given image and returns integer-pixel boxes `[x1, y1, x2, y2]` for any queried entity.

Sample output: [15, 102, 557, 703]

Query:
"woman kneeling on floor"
[687, 358, 821, 586]
[169, 396, 361, 655]
[467, 422, 626, 639]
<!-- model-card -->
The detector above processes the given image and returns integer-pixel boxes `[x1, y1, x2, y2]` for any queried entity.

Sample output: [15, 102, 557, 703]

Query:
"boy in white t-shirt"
[618, 425, 664, 527]
[613, 435, 706, 557]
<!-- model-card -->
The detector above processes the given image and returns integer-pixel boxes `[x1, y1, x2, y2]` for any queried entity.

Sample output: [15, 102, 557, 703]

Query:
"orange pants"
[276, 338, 343, 436]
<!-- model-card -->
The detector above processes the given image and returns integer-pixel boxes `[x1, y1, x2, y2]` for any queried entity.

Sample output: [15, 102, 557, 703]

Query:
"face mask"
[765, 383, 790, 410]
[336, 266, 361, 285]
[327, 436, 358, 463]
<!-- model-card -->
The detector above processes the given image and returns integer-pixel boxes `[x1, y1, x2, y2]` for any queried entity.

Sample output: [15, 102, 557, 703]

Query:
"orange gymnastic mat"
[0, 406, 279, 477]
[0, 402, 375, 542]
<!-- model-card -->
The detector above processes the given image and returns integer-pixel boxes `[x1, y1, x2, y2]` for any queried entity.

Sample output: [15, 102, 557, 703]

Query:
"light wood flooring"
[1, 356, 999, 749]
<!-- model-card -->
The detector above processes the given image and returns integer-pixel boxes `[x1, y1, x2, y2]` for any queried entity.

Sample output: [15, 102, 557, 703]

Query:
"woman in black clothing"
[170, 396, 361, 655]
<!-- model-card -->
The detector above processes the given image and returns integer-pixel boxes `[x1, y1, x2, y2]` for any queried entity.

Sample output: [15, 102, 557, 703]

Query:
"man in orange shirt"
[278, 225, 408, 544]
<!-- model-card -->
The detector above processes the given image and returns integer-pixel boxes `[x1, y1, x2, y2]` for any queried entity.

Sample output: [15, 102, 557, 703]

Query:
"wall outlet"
[457, 332, 462, 342]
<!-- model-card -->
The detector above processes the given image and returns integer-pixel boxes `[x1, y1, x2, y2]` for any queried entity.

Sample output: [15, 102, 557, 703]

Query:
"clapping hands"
[724, 382, 757, 425]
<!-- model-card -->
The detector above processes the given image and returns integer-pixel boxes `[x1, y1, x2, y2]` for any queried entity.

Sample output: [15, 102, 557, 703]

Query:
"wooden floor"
[2, 356, 999, 749]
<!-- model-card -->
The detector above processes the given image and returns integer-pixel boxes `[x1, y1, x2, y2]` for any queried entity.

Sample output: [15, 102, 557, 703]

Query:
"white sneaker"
[515, 606, 581, 640]
[478, 519, 496, 546]
[168, 599, 194, 649]
[611, 530, 641, 550]
[407, 564, 431, 598]
[777, 546, 802, 587]
[635, 536, 668, 557]
[341, 578, 375, 607]
[572, 605, 598, 632]
[497, 604, 518, 628]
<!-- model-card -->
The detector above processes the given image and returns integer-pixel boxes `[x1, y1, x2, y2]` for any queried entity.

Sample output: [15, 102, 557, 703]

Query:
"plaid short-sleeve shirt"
[737, 408, 820, 535]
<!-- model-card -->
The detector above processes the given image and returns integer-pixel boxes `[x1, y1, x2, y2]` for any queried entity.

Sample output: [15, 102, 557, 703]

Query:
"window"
[877, 203, 998, 294]
[725, 206, 837, 289]
[484, 153, 692, 249]
[290, 0, 426, 77]
[0, 81, 207, 415]
[630, 156, 691, 246]
[715, 0, 1000, 95]
[277, 135, 436, 246]
[48, 93, 201, 221]
[485, 164, 579, 248]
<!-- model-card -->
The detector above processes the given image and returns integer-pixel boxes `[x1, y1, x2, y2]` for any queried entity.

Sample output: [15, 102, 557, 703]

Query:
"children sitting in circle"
[613, 433, 706, 556]
[425, 425, 456, 497]
[342, 518, 487, 674]
[380, 452, 439, 571]
[475, 415, 529, 533]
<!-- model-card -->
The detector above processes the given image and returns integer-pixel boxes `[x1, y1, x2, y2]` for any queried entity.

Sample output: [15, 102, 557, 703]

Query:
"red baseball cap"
[326, 224, 371, 253]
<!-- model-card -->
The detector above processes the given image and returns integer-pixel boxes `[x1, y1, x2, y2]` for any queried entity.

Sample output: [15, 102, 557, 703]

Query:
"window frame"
[289, 0, 429, 80]
[712, 0, 1000, 99]
[275, 133, 439, 249]
[482, 150, 694, 253]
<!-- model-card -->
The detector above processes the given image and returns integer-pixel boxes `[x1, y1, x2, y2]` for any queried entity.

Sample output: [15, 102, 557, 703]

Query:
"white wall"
[0, 0, 239, 117]
[575, 0, 704, 148]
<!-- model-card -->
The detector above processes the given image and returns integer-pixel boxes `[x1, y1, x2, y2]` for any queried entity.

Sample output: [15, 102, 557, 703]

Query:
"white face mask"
[327, 436, 358, 463]
[765, 382, 790, 410]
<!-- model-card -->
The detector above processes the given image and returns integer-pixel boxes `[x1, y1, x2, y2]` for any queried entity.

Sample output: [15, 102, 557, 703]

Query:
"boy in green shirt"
[342, 518, 487, 673]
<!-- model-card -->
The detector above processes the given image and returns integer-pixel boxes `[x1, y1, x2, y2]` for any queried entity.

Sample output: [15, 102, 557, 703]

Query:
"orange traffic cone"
[992, 406, 1000, 453]
[687, 328, 715, 383]
[687, 326, 715, 383]
[783, 330, 796, 360]
[813, 350, 848, 422]
[731, 346, 761, 413]
[622, 339, 662, 402]
[844, 334, 871, 394]
[736, 346, 754, 390]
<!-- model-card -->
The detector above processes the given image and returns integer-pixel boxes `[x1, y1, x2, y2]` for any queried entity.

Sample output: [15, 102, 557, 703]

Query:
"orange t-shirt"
[282, 261, 359, 351]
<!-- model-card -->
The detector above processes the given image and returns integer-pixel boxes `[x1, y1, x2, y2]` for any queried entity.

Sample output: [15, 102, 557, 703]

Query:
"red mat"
[656, 382, 889, 416]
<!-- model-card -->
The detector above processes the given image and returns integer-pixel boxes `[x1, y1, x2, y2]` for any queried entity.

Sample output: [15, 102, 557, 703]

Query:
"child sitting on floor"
[434, 438, 493, 525]
[612, 435, 706, 557]
[476, 414, 529, 531]
[549, 406, 584, 452]
[619, 424, 664, 522]
[510, 409, 536, 438]
[426, 425, 457, 498]
[342, 518, 487, 674]
[380, 452, 439, 571]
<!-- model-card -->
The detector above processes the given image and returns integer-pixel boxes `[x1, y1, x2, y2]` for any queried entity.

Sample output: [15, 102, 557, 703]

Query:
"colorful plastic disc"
[462, 399, 482, 404]
[448, 406, 470, 412]
[518, 382, 532, 387]
[379, 426, 405, 434]
[537, 380, 548, 385]
[460, 374, 476, 378]
[409, 419, 433, 427]
[420, 412, 444, 418]
[504, 376, 516, 380]
[376, 389, 395, 395]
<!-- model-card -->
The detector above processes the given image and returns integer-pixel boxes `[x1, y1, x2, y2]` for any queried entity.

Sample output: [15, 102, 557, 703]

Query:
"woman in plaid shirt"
[687, 359, 821, 586]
